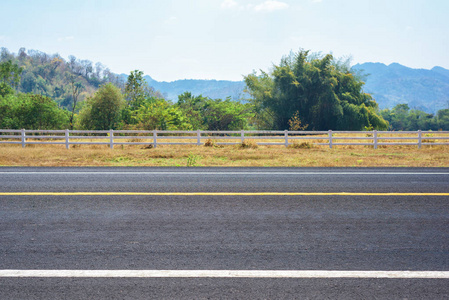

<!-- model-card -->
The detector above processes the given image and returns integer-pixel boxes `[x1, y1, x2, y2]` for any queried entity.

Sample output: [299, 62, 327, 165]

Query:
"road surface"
[0, 167, 448, 299]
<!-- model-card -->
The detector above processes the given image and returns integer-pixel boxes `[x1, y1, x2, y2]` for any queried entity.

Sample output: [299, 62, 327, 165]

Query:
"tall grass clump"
[186, 153, 201, 166]
[239, 140, 258, 149]
[289, 142, 314, 149]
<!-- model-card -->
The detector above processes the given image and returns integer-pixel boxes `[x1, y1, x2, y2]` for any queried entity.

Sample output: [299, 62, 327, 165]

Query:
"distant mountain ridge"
[352, 63, 449, 113]
[119, 74, 247, 101]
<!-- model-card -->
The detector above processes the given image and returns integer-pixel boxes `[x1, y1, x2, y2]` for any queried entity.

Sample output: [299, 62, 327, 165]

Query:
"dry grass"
[1, 142, 448, 167]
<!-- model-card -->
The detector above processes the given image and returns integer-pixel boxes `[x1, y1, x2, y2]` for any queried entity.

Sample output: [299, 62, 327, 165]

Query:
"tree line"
[1, 47, 448, 131]
[77, 71, 252, 131]
[380, 104, 449, 131]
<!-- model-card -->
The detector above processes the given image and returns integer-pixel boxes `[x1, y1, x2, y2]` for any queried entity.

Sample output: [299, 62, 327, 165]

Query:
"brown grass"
[0, 142, 448, 167]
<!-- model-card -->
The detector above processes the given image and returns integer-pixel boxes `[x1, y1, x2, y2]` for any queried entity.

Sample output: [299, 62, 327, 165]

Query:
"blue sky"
[1, 0, 448, 81]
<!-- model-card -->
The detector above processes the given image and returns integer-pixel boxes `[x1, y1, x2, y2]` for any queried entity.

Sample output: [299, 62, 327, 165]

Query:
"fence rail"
[0, 129, 448, 149]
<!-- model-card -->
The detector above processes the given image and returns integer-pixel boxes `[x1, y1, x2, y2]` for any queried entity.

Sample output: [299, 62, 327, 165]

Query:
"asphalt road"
[0, 167, 448, 299]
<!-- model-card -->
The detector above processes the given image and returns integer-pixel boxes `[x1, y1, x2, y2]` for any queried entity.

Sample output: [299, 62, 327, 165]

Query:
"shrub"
[290, 142, 313, 149]
[204, 138, 215, 147]
[239, 140, 258, 149]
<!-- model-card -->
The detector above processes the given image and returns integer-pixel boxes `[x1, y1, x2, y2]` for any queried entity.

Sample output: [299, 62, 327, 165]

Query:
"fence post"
[109, 129, 114, 149]
[328, 130, 333, 149]
[153, 130, 157, 148]
[284, 130, 289, 147]
[373, 130, 378, 149]
[21, 129, 26, 148]
[65, 129, 70, 149]
[418, 130, 422, 149]
[241, 130, 245, 144]
[197, 130, 201, 146]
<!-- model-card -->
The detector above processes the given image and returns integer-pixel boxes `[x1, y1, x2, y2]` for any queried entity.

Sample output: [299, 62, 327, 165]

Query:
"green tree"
[122, 70, 166, 126]
[0, 94, 19, 128]
[380, 104, 445, 131]
[408, 109, 437, 130]
[21, 72, 37, 93]
[0, 60, 23, 96]
[77, 83, 125, 130]
[201, 97, 251, 130]
[0, 93, 69, 129]
[176, 92, 252, 130]
[381, 104, 411, 130]
[66, 73, 84, 130]
[132, 98, 190, 130]
[124, 70, 154, 109]
[437, 109, 449, 130]
[176, 92, 209, 129]
[244, 49, 388, 130]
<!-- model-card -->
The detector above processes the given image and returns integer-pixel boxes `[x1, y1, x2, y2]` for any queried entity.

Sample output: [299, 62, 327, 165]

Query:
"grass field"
[1, 142, 448, 167]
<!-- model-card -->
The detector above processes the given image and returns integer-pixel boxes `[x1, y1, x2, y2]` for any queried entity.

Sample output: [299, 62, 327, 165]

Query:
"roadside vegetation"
[2, 47, 449, 133]
[1, 47, 448, 168]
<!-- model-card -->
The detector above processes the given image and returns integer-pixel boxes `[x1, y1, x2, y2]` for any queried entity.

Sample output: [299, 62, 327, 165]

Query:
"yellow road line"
[0, 192, 448, 196]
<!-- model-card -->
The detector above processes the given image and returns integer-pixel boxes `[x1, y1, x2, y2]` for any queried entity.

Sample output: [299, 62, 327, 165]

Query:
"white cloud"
[221, 0, 239, 9]
[253, 0, 289, 12]
[312, 0, 322, 3]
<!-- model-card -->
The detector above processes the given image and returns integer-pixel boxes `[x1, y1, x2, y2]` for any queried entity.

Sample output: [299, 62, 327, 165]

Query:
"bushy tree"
[0, 93, 69, 129]
[176, 92, 252, 130]
[77, 83, 125, 130]
[131, 97, 190, 130]
[176, 92, 209, 130]
[437, 109, 449, 130]
[0, 94, 18, 128]
[244, 49, 388, 130]
[124, 70, 162, 109]
[125, 70, 148, 109]
[201, 97, 251, 130]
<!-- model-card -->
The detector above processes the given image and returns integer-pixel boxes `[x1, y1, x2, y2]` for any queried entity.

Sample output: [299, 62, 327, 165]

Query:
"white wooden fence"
[0, 129, 448, 149]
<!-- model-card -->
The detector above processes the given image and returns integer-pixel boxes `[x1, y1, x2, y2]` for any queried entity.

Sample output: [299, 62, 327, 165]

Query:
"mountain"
[119, 74, 247, 101]
[352, 63, 449, 113]
[431, 66, 449, 79]
[4, 47, 448, 113]
[0, 48, 125, 109]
